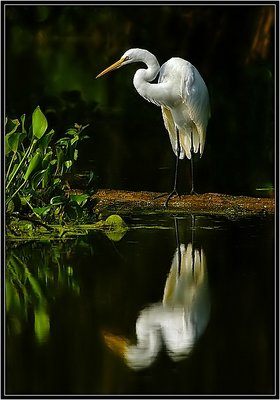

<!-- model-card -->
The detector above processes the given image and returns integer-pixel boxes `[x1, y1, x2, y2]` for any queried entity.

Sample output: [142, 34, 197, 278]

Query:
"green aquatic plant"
[93, 214, 128, 241]
[6, 106, 96, 234]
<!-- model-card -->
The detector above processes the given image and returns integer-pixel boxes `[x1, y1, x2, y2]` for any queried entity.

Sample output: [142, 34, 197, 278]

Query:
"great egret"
[96, 48, 210, 206]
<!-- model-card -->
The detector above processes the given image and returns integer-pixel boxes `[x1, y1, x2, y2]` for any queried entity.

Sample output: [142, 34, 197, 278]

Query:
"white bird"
[96, 48, 210, 206]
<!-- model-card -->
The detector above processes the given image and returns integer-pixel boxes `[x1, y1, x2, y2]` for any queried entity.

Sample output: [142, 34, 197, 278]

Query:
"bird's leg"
[190, 131, 197, 195]
[190, 154, 195, 194]
[164, 128, 181, 207]
[154, 128, 181, 205]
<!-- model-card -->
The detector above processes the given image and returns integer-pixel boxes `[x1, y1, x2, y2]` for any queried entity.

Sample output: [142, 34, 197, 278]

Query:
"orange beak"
[96, 57, 126, 78]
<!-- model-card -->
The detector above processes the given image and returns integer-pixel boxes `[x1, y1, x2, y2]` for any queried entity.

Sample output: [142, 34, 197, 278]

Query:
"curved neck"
[134, 51, 160, 82]
[132, 50, 161, 101]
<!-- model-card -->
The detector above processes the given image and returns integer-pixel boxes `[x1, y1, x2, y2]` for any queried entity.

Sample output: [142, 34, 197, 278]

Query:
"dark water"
[6, 214, 275, 395]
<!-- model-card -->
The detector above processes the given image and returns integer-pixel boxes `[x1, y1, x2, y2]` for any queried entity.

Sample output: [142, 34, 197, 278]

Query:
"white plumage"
[159, 57, 210, 159]
[96, 48, 210, 198]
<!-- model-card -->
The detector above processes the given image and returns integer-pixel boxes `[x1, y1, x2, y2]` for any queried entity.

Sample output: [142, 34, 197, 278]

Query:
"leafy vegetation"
[6, 106, 97, 238]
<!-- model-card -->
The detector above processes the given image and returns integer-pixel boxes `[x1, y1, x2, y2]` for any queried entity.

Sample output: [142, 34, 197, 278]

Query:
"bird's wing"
[181, 64, 210, 156]
[161, 107, 185, 159]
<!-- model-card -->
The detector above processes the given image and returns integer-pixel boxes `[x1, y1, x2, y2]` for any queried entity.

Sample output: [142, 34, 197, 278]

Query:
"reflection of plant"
[6, 242, 80, 343]
[6, 106, 96, 232]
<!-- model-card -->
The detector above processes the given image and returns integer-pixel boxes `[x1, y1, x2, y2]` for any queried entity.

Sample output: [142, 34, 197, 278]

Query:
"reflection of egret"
[103, 242, 210, 370]
[96, 48, 210, 205]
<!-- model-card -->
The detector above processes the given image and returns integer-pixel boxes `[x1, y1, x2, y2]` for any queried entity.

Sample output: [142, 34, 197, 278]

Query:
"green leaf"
[37, 129, 55, 153]
[33, 206, 51, 217]
[23, 149, 42, 181]
[53, 177, 61, 185]
[69, 193, 89, 206]
[104, 215, 128, 242]
[32, 106, 48, 139]
[31, 169, 47, 190]
[70, 135, 79, 146]
[50, 195, 66, 205]
[6, 131, 26, 154]
[42, 164, 54, 188]
[66, 128, 77, 136]
[6, 118, 20, 135]
[56, 137, 70, 147]
[20, 194, 32, 206]
[41, 150, 53, 169]
[5, 133, 14, 155]
[64, 160, 72, 169]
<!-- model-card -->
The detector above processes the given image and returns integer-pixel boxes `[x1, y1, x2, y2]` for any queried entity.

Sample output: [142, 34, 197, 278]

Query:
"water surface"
[6, 214, 275, 395]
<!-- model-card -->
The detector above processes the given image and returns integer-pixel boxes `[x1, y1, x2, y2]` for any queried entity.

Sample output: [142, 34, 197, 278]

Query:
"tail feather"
[161, 107, 205, 160]
[161, 107, 185, 159]
[179, 127, 200, 160]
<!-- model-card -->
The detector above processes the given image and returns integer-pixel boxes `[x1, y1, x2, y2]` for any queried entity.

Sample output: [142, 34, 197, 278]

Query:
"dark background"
[5, 4, 275, 196]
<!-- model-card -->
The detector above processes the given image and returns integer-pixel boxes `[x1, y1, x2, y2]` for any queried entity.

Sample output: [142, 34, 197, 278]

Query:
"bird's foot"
[190, 188, 198, 195]
[153, 192, 167, 200]
[164, 190, 180, 207]
[153, 190, 180, 207]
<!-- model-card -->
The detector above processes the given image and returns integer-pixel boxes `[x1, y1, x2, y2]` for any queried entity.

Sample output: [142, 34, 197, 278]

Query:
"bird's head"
[96, 48, 147, 78]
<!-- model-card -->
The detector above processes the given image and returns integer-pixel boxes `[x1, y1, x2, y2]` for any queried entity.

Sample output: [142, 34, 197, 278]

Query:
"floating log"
[90, 189, 274, 217]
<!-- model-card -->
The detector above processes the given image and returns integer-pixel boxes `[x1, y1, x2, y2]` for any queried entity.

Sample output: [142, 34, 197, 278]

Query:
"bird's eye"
[124, 56, 130, 61]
